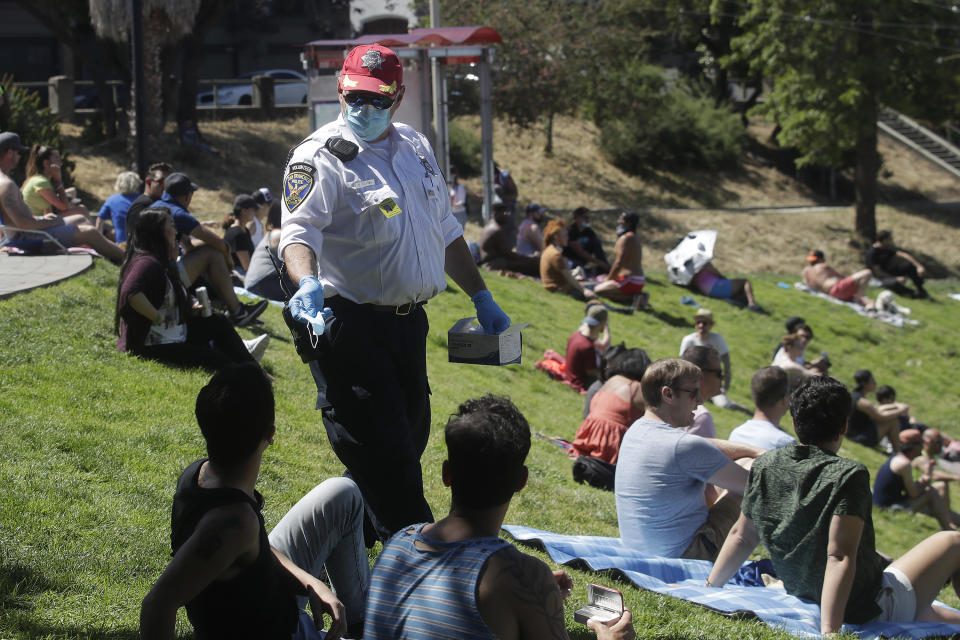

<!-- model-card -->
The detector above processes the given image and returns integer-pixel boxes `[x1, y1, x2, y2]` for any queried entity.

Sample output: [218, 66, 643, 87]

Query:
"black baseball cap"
[233, 194, 257, 212]
[164, 172, 199, 197]
[0, 132, 28, 152]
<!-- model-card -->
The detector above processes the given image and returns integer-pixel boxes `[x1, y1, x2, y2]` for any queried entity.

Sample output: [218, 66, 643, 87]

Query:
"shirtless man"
[0, 132, 122, 261]
[595, 211, 648, 310]
[802, 249, 874, 310]
[479, 200, 540, 277]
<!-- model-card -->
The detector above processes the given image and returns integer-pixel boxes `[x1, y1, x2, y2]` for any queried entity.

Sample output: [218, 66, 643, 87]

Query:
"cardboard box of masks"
[447, 318, 527, 366]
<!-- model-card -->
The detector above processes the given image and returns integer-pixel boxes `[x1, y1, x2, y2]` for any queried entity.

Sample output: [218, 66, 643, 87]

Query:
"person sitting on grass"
[140, 363, 369, 640]
[96, 170, 142, 244]
[772, 332, 823, 391]
[728, 366, 797, 451]
[0, 132, 123, 262]
[873, 429, 960, 531]
[563, 206, 610, 276]
[772, 319, 830, 374]
[244, 201, 294, 302]
[707, 376, 960, 635]
[678, 308, 749, 413]
[516, 201, 545, 256]
[866, 229, 929, 300]
[248, 187, 272, 247]
[876, 384, 923, 432]
[593, 211, 648, 311]
[223, 194, 258, 275]
[615, 358, 763, 561]
[115, 207, 268, 369]
[571, 348, 651, 465]
[848, 369, 907, 452]
[690, 260, 762, 312]
[20, 143, 92, 222]
[479, 199, 541, 277]
[913, 429, 960, 488]
[152, 172, 267, 327]
[540, 218, 596, 300]
[364, 394, 635, 640]
[563, 303, 609, 393]
[802, 249, 875, 310]
[680, 345, 724, 439]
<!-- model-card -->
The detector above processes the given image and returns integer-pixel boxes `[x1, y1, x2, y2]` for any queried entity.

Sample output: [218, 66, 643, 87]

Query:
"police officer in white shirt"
[280, 44, 510, 542]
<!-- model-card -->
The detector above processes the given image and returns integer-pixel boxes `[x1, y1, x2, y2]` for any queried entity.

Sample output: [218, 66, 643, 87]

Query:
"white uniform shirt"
[280, 116, 462, 306]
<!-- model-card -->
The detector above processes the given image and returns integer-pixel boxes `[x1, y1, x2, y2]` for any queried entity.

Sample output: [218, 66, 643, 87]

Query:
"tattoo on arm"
[498, 553, 568, 640]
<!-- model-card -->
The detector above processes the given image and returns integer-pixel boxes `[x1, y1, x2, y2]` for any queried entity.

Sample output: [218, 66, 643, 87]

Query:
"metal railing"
[13, 78, 307, 113]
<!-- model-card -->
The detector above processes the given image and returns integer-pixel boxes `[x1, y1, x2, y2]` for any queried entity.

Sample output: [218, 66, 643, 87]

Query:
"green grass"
[2, 261, 960, 638]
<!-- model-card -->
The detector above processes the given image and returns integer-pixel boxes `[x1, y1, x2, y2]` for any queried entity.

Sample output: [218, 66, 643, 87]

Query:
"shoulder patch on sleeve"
[283, 162, 316, 212]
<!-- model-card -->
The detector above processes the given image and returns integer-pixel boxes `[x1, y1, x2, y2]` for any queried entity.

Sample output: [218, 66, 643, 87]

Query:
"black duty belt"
[365, 301, 426, 315]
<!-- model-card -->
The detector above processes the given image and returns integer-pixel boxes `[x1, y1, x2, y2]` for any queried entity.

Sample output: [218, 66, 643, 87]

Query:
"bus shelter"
[302, 26, 502, 222]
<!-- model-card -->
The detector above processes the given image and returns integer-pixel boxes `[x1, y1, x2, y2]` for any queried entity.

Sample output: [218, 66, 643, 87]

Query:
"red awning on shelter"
[304, 26, 501, 68]
[305, 26, 501, 48]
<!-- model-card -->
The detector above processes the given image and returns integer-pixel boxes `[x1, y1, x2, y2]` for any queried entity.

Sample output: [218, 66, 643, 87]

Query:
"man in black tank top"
[140, 364, 368, 639]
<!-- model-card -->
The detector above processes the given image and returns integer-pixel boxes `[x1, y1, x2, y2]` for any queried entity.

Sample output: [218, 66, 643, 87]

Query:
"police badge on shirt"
[283, 163, 316, 212]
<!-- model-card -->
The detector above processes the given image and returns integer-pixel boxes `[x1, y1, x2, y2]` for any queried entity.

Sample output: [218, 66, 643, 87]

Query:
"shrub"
[0, 74, 72, 185]
[448, 119, 482, 177]
[589, 62, 744, 173]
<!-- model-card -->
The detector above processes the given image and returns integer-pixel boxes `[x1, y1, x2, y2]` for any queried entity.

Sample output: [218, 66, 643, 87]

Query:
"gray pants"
[268, 477, 369, 633]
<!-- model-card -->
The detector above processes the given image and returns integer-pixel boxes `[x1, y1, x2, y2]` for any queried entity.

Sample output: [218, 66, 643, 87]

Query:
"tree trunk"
[136, 9, 172, 159]
[854, 106, 878, 241]
[853, 5, 878, 242]
[544, 110, 554, 154]
[177, 0, 238, 126]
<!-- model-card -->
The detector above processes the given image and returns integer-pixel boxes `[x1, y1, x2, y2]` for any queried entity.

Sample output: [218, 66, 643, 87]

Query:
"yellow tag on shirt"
[379, 198, 402, 219]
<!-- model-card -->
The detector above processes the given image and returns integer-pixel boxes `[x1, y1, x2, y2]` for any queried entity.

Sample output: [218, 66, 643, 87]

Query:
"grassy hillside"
[64, 114, 960, 279]
[3, 112, 956, 637]
[1, 257, 959, 638]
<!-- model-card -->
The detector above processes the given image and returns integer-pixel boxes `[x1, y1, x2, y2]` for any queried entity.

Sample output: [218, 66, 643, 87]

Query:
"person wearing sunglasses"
[615, 358, 762, 560]
[280, 44, 510, 545]
[678, 308, 751, 416]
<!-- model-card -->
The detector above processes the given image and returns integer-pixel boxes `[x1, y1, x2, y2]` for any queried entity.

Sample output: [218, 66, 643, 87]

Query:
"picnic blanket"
[793, 283, 918, 328]
[502, 525, 960, 639]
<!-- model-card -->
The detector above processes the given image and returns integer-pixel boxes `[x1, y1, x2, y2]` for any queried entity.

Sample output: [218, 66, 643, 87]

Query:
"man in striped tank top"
[365, 395, 635, 640]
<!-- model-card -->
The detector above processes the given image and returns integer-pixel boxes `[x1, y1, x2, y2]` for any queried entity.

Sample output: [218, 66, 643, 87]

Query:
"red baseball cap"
[338, 44, 403, 97]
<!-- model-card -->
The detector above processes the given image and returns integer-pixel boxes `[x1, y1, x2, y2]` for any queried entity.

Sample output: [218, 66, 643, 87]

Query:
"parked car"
[196, 69, 307, 106]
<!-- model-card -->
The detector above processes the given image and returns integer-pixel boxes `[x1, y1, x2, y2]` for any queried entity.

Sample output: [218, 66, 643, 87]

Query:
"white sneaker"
[243, 334, 270, 363]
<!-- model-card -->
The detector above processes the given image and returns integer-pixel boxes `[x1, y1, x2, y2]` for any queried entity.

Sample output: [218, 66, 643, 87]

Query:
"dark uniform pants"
[314, 296, 433, 542]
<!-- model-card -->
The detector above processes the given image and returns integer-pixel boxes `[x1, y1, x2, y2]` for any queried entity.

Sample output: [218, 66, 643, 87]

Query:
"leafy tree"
[0, 75, 70, 185]
[12, 0, 126, 138]
[443, 0, 596, 153]
[730, 0, 960, 240]
[604, 0, 753, 108]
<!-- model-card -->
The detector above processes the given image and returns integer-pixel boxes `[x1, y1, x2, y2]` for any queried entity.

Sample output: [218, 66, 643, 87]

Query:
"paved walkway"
[0, 253, 94, 299]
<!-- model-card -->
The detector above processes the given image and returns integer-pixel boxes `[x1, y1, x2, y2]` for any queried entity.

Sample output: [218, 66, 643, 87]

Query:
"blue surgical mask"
[344, 104, 391, 141]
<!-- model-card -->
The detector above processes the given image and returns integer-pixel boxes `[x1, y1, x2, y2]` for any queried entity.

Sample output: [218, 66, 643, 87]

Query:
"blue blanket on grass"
[502, 525, 960, 639]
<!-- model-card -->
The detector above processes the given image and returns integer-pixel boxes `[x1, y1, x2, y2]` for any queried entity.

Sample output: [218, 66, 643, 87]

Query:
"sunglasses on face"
[344, 93, 394, 110]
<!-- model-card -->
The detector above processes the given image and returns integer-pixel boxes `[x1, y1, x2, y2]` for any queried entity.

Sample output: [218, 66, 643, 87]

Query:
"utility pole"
[130, 0, 146, 177]
[429, 0, 449, 178]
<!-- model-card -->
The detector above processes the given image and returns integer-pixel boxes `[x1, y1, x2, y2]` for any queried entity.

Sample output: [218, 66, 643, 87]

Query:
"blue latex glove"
[290, 276, 332, 334]
[472, 289, 510, 335]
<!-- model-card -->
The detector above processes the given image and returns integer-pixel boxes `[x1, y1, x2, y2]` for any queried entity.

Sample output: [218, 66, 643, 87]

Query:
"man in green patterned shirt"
[707, 376, 960, 635]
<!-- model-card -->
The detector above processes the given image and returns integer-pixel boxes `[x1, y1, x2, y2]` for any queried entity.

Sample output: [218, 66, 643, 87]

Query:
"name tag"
[353, 179, 376, 189]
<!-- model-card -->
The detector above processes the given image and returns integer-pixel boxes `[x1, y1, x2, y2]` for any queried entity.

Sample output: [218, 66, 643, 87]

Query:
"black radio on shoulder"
[325, 137, 359, 162]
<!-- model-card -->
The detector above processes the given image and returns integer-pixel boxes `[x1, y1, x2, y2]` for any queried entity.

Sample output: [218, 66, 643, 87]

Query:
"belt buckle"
[395, 301, 414, 315]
